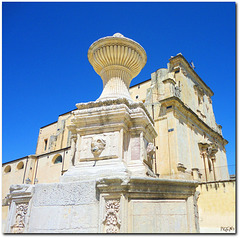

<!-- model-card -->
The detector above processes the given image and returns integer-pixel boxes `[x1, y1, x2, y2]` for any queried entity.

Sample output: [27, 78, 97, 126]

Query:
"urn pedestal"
[61, 98, 157, 182]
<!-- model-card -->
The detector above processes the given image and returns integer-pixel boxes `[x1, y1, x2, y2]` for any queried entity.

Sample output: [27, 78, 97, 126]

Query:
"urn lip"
[87, 33, 147, 70]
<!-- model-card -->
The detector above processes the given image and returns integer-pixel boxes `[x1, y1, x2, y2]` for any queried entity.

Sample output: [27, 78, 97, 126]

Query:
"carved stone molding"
[75, 97, 154, 124]
[97, 177, 198, 200]
[103, 199, 121, 233]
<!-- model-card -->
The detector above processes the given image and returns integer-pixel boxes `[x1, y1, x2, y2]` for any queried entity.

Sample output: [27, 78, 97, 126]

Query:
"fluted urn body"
[88, 33, 147, 101]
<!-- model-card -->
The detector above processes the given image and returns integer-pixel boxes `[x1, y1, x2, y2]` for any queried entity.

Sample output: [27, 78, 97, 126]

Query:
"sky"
[2, 2, 236, 174]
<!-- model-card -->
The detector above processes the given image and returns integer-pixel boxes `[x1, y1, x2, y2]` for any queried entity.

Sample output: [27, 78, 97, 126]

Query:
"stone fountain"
[61, 33, 157, 182]
[5, 33, 199, 233]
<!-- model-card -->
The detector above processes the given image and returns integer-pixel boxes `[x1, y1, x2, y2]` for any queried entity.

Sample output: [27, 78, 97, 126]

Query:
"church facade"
[2, 38, 235, 232]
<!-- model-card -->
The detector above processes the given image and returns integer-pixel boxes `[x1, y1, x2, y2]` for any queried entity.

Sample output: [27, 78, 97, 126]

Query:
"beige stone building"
[2, 52, 235, 233]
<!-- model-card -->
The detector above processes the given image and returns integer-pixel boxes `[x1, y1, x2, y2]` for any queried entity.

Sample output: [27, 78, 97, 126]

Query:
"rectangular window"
[138, 85, 140, 89]
[166, 106, 172, 109]
[44, 139, 48, 151]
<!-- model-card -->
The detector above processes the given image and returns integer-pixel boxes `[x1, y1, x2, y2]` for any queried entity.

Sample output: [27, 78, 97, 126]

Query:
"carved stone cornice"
[75, 98, 155, 125]
[8, 184, 34, 202]
[162, 77, 176, 85]
[169, 54, 214, 97]
[159, 96, 228, 146]
[96, 177, 198, 199]
[68, 99, 157, 141]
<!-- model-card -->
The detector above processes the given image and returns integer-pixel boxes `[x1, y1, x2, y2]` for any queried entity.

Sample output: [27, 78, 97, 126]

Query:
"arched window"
[4, 165, 11, 173]
[52, 154, 62, 164]
[17, 161, 24, 170]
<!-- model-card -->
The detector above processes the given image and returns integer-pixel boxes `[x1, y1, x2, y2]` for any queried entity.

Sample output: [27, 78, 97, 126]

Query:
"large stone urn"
[88, 33, 147, 101]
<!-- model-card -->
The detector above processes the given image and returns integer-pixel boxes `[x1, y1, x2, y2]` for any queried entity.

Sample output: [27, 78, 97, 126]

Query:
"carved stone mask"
[91, 137, 106, 157]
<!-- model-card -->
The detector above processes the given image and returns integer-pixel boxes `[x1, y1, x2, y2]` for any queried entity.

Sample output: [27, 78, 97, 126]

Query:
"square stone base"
[5, 177, 199, 233]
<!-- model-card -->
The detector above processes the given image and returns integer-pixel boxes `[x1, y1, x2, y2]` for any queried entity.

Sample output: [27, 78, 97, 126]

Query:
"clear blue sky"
[2, 2, 235, 174]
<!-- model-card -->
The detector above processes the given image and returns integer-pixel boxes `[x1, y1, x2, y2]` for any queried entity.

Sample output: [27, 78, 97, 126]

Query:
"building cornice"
[169, 54, 214, 97]
[159, 96, 228, 146]
[129, 78, 151, 88]
[2, 147, 71, 166]
[37, 146, 71, 158]
[2, 156, 28, 166]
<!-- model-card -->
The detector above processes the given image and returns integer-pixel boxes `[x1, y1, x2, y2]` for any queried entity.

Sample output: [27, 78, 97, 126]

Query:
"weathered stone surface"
[28, 204, 98, 233]
[28, 180, 99, 233]
[130, 200, 188, 233]
[33, 181, 96, 206]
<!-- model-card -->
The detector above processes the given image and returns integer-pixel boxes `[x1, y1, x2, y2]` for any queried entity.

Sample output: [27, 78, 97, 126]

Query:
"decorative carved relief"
[70, 134, 77, 166]
[103, 199, 121, 233]
[175, 85, 181, 98]
[11, 203, 28, 233]
[208, 143, 218, 160]
[198, 142, 218, 180]
[146, 142, 155, 161]
[91, 136, 106, 157]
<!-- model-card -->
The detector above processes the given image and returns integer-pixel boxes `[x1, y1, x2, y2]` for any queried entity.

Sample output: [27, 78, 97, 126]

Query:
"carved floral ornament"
[11, 203, 28, 233]
[103, 199, 121, 233]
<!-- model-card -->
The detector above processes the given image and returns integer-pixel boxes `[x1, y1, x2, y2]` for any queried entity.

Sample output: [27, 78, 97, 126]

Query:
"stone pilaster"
[5, 184, 34, 233]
